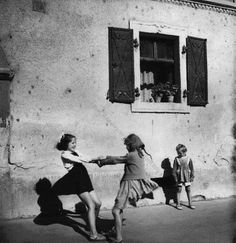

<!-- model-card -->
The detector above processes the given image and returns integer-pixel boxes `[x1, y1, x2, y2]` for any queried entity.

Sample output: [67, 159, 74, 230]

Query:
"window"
[108, 21, 208, 113]
[139, 32, 180, 104]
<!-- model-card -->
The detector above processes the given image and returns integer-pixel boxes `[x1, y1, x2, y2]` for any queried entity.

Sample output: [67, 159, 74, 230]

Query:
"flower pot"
[156, 95, 163, 103]
[153, 93, 163, 103]
[167, 95, 174, 102]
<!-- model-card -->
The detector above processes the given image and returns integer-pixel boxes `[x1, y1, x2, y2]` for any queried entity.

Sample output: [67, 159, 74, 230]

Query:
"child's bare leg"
[186, 186, 195, 209]
[112, 206, 123, 242]
[79, 192, 97, 236]
[89, 190, 102, 218]
[176, 186, 182, 209]
[120, 210, 123, 225]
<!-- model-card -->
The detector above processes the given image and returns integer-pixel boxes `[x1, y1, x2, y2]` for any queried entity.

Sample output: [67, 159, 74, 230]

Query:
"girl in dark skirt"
[52, 133, 105, 241]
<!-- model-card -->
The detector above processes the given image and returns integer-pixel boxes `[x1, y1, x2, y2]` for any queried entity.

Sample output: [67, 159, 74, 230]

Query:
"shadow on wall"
[231, 123, 236, 242]
[151, 158, 177, 205]
[232, 123, 236, 174]
[33, 178, 114, 240]
[151, 158, 206, 205]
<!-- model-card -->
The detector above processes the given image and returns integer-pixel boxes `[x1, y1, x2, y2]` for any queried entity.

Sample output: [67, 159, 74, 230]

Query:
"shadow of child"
[151, 158, 177, 205]
[161, 158, 177, 205]
[34, 178, 89, 239]
[34, 178, 115, 240]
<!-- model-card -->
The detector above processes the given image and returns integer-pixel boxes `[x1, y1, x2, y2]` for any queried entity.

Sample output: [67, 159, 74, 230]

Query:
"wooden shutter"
[186, 36, 208, 106]
[0, 81, 10, 127]
[108, 27, 134, 104]
[0, 46, 13, 127]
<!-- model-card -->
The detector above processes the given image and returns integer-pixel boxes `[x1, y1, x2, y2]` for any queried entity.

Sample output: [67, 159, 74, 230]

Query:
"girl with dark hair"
[52, 133, 105, 241]
[96, 134, 158, 243]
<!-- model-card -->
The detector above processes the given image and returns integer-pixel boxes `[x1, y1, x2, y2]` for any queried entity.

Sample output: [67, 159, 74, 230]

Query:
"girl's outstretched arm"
[61, 151, 93, 164]
[100, 155, 127, 166]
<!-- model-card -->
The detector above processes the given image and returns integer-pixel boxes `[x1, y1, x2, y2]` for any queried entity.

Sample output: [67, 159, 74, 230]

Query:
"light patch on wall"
[32, 0, 46, 13]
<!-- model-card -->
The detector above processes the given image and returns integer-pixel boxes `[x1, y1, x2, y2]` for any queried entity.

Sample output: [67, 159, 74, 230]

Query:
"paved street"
[0, 198, 235, 243]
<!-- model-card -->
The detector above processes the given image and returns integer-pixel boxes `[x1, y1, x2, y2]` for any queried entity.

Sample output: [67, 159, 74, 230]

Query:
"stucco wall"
[0, 0, 235, 218]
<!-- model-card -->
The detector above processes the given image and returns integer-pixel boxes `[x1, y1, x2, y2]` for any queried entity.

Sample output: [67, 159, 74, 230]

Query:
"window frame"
[130, 20, 190, 113]
[139, 32, 181, 104]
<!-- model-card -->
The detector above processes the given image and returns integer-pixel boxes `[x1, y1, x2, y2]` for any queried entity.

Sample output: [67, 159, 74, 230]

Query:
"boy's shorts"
[178, 182, 191, 187]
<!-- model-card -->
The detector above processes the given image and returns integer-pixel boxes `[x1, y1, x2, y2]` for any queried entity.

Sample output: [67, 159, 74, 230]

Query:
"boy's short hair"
[176, 144, 187, 153]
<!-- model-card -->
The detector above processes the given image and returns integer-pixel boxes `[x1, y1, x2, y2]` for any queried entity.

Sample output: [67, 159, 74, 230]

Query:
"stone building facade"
[0, 0, 235, 218]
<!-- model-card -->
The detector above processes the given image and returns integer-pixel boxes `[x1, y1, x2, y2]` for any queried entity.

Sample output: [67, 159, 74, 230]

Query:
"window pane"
[140, 38, 154, 58]
[157, 40, 174, 59]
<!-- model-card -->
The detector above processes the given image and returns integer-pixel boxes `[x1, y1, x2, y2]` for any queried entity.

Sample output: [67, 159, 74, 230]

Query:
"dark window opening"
[140, 32, 180, 103]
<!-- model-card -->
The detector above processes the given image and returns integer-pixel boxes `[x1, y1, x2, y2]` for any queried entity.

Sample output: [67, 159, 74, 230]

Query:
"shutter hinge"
[133, 39, 139, 49]
[183, 89, 189, 98]
[134, 87, 140, 97]
[182, 45, 187, 54]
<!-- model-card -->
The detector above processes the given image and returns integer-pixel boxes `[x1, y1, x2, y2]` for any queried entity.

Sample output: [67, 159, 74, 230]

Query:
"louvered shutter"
[108, 27, 134, 104]
[186, 37, 208, 106]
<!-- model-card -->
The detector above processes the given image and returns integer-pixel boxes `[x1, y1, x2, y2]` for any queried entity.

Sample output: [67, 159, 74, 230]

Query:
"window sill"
[131, 100, 190, 113]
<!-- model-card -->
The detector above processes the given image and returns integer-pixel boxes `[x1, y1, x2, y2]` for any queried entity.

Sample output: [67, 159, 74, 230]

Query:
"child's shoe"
[176, 205, 183, 210]
[89, 233, 106, 241]
[189, 205, 195, 209]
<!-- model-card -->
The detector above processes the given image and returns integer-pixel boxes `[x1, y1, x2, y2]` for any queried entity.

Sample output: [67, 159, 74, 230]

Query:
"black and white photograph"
[0, 0, 235, 242]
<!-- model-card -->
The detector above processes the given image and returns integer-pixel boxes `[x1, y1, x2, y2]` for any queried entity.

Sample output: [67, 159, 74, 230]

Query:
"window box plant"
[151, 83, 165, 102]
[163, 82, 179, 102]
[151, 82, 179, 103]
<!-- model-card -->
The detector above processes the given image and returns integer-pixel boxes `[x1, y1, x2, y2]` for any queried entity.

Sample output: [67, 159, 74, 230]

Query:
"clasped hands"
[90, 155, 106, 167]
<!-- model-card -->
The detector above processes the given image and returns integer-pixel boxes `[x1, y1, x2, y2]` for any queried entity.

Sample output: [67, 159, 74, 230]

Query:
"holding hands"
[89, 156, 106, 167]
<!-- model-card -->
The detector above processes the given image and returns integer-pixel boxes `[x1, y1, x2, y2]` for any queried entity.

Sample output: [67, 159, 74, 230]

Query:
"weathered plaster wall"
[0, 0, 235, 218]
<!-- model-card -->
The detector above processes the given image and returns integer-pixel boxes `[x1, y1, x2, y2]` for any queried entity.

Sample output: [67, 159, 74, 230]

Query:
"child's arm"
[61, 151, 93, 164]
[99, 155, 128, 166]
[189, 159, 194, 182]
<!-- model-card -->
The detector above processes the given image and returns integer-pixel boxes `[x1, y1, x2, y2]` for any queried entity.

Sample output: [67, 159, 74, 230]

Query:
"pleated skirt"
[114, 179, 158, 209]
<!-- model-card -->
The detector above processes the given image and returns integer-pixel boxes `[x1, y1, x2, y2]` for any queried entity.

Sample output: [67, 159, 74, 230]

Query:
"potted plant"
[163, 82, 179, 102]
[151, 83, 165, 102]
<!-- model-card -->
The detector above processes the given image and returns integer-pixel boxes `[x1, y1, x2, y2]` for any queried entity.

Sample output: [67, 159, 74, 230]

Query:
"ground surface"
[0, 198, 235, 243]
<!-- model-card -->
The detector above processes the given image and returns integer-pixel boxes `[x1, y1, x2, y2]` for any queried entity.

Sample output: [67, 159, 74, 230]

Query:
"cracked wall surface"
[0, 0, 235, 218]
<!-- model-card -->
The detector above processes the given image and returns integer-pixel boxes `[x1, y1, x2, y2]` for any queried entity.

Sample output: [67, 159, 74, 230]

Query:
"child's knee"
[112, 207, 120, 216]
[86, 200, 96, 210]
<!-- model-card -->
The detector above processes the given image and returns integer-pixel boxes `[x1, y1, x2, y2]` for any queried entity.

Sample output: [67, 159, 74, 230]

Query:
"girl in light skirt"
[97, 134, 158, 243]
